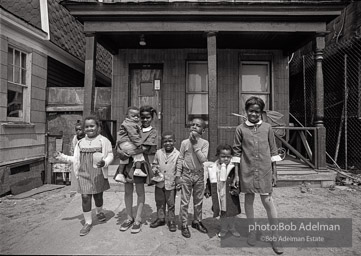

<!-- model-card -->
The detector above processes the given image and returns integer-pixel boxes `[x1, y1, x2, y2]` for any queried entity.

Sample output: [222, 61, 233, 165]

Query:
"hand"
[189, 131, 199, 145]
[272, 171, 277, 187]
[176, 184, 182, 191]
[97, 159, 105, 168]
[204, 192, 211, 198]
[231, 176, 239, 188]
[118, 150, 130, 161]
[53, 151, 61, 159]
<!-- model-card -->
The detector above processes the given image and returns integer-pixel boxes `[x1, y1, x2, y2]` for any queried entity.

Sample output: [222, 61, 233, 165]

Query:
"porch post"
[314, 34, 326, 170]
[207, 32, 217, 159]
[83, 32, 97, 117]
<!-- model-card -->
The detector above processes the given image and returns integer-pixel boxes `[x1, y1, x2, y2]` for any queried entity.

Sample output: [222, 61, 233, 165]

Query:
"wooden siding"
[112, 48, 289, 159]
[0, 37, 47, 165]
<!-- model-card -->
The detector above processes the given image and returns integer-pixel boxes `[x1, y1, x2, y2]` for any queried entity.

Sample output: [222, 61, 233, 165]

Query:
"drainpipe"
[39, 0, 50, 40]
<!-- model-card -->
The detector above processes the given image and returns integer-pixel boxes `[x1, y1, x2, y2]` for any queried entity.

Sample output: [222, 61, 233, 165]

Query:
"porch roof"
[62, 0, 347, 54]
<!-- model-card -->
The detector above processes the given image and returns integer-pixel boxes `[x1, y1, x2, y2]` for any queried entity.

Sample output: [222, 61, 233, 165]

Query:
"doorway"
[129, 64, 163, 147]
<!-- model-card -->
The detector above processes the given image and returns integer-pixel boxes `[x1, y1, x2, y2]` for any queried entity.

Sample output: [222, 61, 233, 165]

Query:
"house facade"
[0, 0, 112, 195]
[63, 0, 346, 167]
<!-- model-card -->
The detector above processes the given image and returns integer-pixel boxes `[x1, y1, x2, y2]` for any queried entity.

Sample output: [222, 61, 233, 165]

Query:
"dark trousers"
[155, 186, 176, 221]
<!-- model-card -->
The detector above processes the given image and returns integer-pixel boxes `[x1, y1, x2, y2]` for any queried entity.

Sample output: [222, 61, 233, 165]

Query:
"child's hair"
[162, 131, 175, 140]
[215, 144, 234, 156]
[245, 96, 265, 112]
[126, 106, 140, 115]
[83, 114, 101, 128]
[75, 120, 83, 127]
[192, 117, 206, 129]
[140, 105, 157, 118]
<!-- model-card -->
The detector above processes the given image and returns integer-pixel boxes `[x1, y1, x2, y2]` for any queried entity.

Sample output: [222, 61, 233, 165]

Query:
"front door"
[129, 64, 163, 147]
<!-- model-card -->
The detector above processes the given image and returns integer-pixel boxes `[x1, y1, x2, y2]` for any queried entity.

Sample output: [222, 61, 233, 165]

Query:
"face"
[162, 135, 175, 153]
[190, 118, 205, 135]
[140, 111, 153, 128]
[246, 104, 262, 123]
[127, 109, 140, 122]
[84, 119, 99, 138]
[218, 149, 232, 165]
[75, 125, 84, 138]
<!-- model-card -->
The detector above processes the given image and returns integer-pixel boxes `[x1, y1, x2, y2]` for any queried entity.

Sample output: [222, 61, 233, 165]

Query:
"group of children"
[55, 96, 283, 255]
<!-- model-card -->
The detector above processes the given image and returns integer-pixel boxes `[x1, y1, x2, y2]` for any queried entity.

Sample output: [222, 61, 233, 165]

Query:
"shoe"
[96, 212, 106, 222]
[133, 168, 147, 177]
[272, 240, 284, 255]
[131, 222, 141, 234]
[115, 174, 126, 183]
[229, 228, 241, 237]
[181, 225, 191, 238]
[79, 223, 92, 236]
[150, 219, 166, 228]
[191, 221, 208, 233]
[247, 231, 257, 246]
[217, 230, 228, 238]
[169, 221, 177, 232]
[119, 218, 134, 231]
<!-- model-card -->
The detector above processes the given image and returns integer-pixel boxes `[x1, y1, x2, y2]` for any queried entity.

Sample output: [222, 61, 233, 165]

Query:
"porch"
[62, 0, 346, 185]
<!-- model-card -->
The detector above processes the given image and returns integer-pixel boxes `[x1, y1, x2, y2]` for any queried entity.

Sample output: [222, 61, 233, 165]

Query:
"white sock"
[83, 211, 92, 225]
[96, 206, 103, 214]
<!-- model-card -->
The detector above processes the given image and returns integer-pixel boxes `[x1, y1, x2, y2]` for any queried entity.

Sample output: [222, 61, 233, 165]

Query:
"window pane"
[7, 66, 13, 82]
[15, 50, 20, 67]
[241, 63, 269, 92]
[8, 48, 13, 65]
[14, 67, 20, 84]
[7, 85, 23, 118]
[240, 94, 269, 112]
[188, 63, 208, 92]
[21, 68, 26, 85]
[187, 94, 208, 121]
[21, 53, 26, 68]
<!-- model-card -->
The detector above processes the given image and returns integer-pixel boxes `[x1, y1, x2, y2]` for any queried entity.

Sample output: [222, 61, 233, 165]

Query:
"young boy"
[115, 106, 146, 183]
[150, 132, 180, 232]
[176, 118, 209, 238]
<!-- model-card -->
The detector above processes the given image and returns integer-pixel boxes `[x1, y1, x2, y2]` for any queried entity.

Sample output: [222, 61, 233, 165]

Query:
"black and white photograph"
[0, 0, 360, 255]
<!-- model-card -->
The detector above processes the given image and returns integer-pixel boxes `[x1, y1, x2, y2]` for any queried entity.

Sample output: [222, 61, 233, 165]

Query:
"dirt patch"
[0, 185, 360, 255]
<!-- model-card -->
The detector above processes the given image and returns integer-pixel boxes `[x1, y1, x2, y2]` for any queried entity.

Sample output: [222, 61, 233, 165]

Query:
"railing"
[272, 127, 325, 170]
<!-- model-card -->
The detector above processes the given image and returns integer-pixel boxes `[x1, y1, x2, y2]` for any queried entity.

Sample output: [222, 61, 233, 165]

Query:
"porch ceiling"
[62, 1, 347, 54]
[97, 32, 314, 54]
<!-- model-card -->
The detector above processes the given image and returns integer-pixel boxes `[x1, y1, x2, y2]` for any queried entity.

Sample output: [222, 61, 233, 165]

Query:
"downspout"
[40, 0, 50, 40]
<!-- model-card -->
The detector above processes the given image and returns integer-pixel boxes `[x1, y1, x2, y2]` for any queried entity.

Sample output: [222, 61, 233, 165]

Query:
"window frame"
[185, 60, 209, 126]
[6, 45, 31, 122]
[239, 60, 272, 114]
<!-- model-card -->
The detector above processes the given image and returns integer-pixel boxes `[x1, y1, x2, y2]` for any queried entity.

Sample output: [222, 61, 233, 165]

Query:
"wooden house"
[62, 0, 348, 187]
[0, 0, 112, 195]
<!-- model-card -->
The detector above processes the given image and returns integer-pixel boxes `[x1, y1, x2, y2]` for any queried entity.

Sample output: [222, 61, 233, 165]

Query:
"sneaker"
[115, 174, 126, 183]
[96, 212, 106, 222]
[272, 240, 284, 255]
[133, 169, 147, 177]
[79, 223, 92, 236]
[131, 222, 141, 234]
[247, 231, 257, 246]
[217, 230, 228, 238]
[229, 228, 241, 237]
[119, 218, 134, 231]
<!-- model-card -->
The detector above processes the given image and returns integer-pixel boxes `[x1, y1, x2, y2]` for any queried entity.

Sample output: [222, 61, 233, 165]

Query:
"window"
[186, 61, 208, 124]
[7, 46, 30, 121]
[240, 61, 271, 113]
